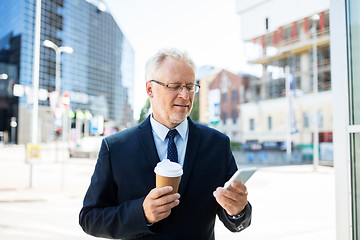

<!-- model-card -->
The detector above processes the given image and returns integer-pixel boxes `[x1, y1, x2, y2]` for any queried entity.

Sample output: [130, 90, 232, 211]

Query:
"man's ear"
[146, 81, 153, 98]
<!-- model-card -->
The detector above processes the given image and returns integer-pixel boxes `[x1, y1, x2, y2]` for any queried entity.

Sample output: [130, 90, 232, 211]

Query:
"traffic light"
[62, 91, 70, 109]
[56, 127, 62, 138]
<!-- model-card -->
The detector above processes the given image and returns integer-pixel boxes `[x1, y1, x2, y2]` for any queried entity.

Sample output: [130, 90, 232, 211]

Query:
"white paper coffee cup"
[154, 159, 183, 194]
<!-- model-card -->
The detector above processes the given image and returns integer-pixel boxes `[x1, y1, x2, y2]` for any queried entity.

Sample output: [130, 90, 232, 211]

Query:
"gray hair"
[145, 48, 196, 81]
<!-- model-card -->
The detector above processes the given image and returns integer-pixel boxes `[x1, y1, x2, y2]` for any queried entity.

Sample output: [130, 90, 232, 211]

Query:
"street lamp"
[311, 14, 320, 170]
[43, 40, 73, 93]
[0, 73, 8, 80]
[43, 40, 73, 141]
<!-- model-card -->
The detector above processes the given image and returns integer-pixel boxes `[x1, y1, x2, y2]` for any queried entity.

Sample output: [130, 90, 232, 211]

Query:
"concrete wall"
[18, 105, 57, 144]
[240, 91, 332, 144]
[236, 0, 329, 40]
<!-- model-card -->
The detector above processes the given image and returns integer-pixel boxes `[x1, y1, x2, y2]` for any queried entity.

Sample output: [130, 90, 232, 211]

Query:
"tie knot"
[167, 129, 178, 140]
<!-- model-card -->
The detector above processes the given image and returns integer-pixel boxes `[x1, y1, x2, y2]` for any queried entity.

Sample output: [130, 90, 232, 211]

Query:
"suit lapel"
[178, 118, 202, 195]
[137, 116, 160, 168]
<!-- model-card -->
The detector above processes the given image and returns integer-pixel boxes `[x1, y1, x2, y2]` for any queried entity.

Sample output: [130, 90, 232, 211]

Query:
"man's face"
[146, 58, 196, 129]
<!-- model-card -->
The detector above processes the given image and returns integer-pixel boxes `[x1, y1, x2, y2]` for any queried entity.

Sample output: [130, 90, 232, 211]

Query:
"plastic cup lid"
[154, 159, 183, 177]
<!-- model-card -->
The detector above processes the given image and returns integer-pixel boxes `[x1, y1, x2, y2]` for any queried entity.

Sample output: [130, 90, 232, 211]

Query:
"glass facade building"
[0, 0, 135, 143]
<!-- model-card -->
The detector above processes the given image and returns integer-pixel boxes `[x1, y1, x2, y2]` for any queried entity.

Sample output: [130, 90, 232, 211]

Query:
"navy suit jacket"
[79, 116, 251, 239]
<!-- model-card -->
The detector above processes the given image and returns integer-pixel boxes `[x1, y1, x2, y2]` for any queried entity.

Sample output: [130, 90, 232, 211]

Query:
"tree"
[138, 98, 151, 124]
[190, 95, 199, 122]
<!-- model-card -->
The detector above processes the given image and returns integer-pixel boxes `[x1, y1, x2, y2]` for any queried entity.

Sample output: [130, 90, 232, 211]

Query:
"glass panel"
[348, 0, 360, 124]
[351, 133, 360, 239]
[349, 0, 360, 238]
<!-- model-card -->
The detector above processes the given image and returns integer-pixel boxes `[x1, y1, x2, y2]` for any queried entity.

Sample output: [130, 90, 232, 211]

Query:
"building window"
[249, 118, 255, 131]
[265, 17, 269, 30]
[232, 110, 237, 124]
[318, 110, 324, 129]
[222, 112, 227, 124]
[303, 112, 309, 128]
[222, 93, 227, 102]
[268, 116, 272, 130]
[232, 90, 238, 102]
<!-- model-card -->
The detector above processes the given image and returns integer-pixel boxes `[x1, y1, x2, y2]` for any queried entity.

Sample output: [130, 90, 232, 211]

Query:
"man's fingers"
[156, 194, 180, 206]
[214, 187, 236, 203]
[150, 186, 173, 199]
[213, 186, 248, 216]
[215, 187, 241, 201]
[155, 211, 172, 222]
[231, 181, 247, 193]
[224, 182, 248, 200]
[143, 188, 181, 223]
[157, 199, 180, 213]
[146, 199, 180, 222]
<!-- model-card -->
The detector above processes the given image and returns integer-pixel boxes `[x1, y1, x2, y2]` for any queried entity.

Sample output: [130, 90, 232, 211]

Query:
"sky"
[104, 0, 251, 120]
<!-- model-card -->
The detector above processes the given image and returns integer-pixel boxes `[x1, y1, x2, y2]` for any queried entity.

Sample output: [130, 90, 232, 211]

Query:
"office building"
[236, 0, 331, 153]
[0, 0, 135, 144]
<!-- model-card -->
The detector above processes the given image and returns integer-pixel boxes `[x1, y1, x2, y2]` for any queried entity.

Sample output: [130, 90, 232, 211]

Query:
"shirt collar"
[150, 114, 188, 141]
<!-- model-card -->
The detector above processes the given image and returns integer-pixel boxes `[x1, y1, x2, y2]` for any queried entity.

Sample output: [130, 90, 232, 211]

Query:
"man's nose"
[178, 86, 190, 99]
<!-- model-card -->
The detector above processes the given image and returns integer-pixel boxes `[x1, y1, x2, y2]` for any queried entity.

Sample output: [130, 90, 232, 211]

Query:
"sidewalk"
[215, 164, 335, 240]
[0, 144, 335, 239]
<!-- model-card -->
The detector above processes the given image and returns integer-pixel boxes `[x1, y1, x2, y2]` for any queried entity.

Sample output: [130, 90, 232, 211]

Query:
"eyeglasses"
[150, 80, 200, 93]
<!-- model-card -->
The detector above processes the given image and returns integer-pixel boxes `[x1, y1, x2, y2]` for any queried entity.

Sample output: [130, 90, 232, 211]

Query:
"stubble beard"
[153, 99, 193, 127]
[169, 104, 193, 126]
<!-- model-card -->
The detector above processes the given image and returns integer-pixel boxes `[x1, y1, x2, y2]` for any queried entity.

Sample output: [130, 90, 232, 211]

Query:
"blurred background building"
[196, 0, 332, 163]
[236, 0, 331, 160]
[199, 69, 253, 143]
[0, 0, 135, 144]
[236, 0, 330, 146]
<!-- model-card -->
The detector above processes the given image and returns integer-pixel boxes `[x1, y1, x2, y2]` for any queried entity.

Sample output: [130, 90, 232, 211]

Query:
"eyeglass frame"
[149, 80, 200, 93]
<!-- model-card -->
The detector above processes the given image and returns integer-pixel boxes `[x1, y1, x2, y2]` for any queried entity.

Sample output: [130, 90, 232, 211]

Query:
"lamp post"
[31, 0, 41, 145]
[0, 73, 8, 145]
[311, 14, 320, 170]
[43, 40, 73, 94]
[0, 73, 8, 80]
[43, 40, 73, 141]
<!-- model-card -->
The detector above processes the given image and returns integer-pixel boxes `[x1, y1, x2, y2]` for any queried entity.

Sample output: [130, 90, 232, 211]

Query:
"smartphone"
[224, 168, 257, 189]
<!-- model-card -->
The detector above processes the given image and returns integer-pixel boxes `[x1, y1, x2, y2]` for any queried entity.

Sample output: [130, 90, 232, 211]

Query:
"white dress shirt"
[150, 115, 189, 167]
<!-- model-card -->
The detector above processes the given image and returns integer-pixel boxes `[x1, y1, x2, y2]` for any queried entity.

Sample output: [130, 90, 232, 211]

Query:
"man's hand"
[143, 186, 180, 224]
[213, 181, 248, 216]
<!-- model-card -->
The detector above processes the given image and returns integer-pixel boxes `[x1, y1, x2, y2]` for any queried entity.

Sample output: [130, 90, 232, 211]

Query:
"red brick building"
[200, 69, 250, 142]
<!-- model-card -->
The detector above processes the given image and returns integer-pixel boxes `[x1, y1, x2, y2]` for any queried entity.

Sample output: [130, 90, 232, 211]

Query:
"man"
[79, 48, 252, 239]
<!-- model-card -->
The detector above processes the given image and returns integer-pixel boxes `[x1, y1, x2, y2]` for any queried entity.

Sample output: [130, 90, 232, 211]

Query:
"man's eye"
[186, 85, 194, 91]
[170, 84, 181, 90]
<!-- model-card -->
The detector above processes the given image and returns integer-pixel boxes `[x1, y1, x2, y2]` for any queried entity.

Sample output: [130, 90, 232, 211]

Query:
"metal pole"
[43, 41, 72, 142]
[10, 117, 17, 144]
[31, 0, 42, 144]
[55, 50, 61, 94]
[285, 66, 292, 161]
[56, 49, 66, 142]
[29, 163, 33, 188]
[312, 17, 319, 170]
